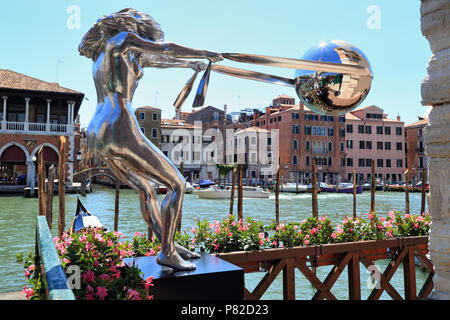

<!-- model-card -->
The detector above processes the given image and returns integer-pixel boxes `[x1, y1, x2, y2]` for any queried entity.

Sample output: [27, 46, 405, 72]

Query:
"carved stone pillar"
[420, 0, 450, 300]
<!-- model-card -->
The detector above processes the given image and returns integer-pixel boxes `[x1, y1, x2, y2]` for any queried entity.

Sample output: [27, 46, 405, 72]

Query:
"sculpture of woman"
[79, 8, 223, 270]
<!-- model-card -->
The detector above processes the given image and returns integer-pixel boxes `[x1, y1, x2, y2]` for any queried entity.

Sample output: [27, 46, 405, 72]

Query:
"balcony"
[1, 121, 73, 135]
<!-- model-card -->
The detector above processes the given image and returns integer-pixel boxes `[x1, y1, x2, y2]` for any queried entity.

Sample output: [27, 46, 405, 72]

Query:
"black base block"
[124, 253, 244, 300]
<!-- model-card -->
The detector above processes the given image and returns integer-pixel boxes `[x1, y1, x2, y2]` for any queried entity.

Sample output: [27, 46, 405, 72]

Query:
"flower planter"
[361, 248, 388, 260]
[416, 243, 428, 255]
[315, 253, 341, 266]
[238, 261, 261, 273]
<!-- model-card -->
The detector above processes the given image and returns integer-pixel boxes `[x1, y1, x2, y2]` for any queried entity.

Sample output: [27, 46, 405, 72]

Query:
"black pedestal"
[124, 253, 244, 300]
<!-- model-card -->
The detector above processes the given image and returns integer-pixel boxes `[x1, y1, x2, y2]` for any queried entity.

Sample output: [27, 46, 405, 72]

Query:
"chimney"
[397, 114, 401, 121]
[266, 106, 271, 115]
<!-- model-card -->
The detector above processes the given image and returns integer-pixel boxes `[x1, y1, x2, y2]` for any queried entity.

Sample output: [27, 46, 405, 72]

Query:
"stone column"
[2, 96, 7, 130]
[24, 98, 30, 131]
[420, 0, 450, 300]
[46, 99, 51, 131]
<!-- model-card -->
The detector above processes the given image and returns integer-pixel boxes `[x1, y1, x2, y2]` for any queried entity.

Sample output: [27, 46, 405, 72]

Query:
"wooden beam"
[348, 252, 361, 300]
[283, 258, 296, 300]
[58, 136, 66, 238]
[403, 247, 417, 300]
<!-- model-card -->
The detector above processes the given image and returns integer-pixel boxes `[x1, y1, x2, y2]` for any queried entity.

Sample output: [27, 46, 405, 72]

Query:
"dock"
[0, 291, 26, 300]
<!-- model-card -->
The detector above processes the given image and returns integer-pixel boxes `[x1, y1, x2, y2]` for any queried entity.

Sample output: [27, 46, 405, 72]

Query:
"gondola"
[69, 198, 105, 234]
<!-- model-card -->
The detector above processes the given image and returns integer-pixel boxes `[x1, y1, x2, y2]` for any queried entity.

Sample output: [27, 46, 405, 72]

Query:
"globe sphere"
[294, 40, 373, 115]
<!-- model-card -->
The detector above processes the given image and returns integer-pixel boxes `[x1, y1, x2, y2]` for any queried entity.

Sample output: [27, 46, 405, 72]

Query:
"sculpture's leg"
[157, 180, 196, 270]
[106, 158, 199, 264]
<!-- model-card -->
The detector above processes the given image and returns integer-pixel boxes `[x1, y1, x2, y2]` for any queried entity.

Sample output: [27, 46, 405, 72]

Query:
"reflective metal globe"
[294, 40, 373, 115]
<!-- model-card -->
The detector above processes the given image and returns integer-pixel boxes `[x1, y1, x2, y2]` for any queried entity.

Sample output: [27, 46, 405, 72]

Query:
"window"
[251, 136, 256, 145]
[328, 157, 332, 166]
[340, 142, 344, 152]
[384, 126, 391, 135]
[293, 125, 299, 134]
[328, 127, 334, 136]
[358, 125, 365, 134]
[385, 142, 391, 150]
[152, 112, 158, 121]
[419, 157, 424, 169]
[278, 116, 282, 122]
[346, 140, 353, 149]
[139, 112, 145, 120]
[396, 127, 402, 136]
[321, 127, 326, 136]
[386, 159, 391, 168]
[339, 116, 345, 122]
[358, 158, 365, 167]
[365, 125, 372, 134]
[366, 159, 372, 167]
[418, 129, 423, 136]
[377, 141, 383, 150]
[152, 128, 158, 138]
[292, 113, 299, 119]
[346, 158, 353, 167]
[339, 128, 345, 137]
[359, 141, 365, 149]
[267, 137, 272, 146]
[397, 159, 403, 168]
[293, 139, 298, 150]
[140, 127, 145, 134]
[213, 112, 219, 120]
[312, 127, 316, 135]
[377, 159, 383, 167]
[396, 142, 402, 151]
[304, 126, 311, 135]
[376, 126, 383, 135]
[328, 142, 333, 151]
[320, 115, 327, 121]
[305, 141, 309, 150]
[346, 124, 353, 133]
[306, 156, 310, 166]
[366, 141, 372, 150]
[292, 155, 298, 165]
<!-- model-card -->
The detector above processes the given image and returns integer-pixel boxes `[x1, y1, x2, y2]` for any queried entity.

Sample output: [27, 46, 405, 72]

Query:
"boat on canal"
[279, 183, 308, 193]
[195, 185, 270, 199]
[321, 182, 363, 194]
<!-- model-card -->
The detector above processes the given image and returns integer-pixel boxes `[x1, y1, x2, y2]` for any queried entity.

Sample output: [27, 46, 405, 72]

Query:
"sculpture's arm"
[138, 53, 207, 72]
[107, 31, 223, 63]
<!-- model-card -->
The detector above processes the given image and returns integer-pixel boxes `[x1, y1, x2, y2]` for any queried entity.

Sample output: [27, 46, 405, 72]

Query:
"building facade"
[344, 105, 405, 183]
[405, 117, 429, 183]
[134, 106, 162, 149]
[0, 69, 84, 187]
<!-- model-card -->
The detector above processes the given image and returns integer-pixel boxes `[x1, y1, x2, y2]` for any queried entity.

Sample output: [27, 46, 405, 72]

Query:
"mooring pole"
[229, 166, 237, 216]
[46, 164, 56, 230]
[421, 168, 427, 214]
[312, 158, 318, 218]
[353, 168, 357, 218]
[370, 160, 375, 213]
[58, 136, 66, 238]
[275, 165, 280, 224]
[405, 169, 410, 214]
[114, 177, 120, 232]
[238, 164, 243, 220]
[37, 147, 46, 218]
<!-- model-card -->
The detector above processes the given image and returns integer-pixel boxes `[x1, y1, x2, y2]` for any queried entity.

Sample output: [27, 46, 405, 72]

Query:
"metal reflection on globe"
[294, 40, 373, 115]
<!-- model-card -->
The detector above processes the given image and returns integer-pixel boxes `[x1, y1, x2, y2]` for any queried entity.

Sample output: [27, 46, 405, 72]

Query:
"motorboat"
[321, 183, 363, 194]
[199, 179, 215, 188]
[69, 198, 104, 234]
[279, 182, 308, 193]
[196, 185, 270, 199]
[156, 184, 167, 194]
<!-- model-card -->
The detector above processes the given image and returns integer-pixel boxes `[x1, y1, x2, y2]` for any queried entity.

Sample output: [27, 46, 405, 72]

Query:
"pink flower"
[22, 286, 34, 299]
[145, 277, 154, 291]
[96, 286, 108, 300]
[258, 233, 265, 239]
[127, 289, 142, 300]
[98, 274, 111, 282]
[145, 249, 156, 256]
[331, 233, 337, 239]
[414, 223, 419, 229]
[213, 243, 220, 251]
[82, 270, 96, 283]
[190, 227, 197, 233]
[304, 239, 309, 245]
[272, 240, 277, 246]
[386, 231, 393, 238]
[227, 231, 232, 237]
[310, 227, 318, 235]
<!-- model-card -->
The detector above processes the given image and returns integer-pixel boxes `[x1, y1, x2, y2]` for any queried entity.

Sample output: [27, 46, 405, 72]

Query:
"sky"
[0, 0, 432, 128]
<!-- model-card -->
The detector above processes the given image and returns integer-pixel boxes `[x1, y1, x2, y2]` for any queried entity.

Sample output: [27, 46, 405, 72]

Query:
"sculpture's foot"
[157, 252, 196, 271]
[175, 243, 201, 259]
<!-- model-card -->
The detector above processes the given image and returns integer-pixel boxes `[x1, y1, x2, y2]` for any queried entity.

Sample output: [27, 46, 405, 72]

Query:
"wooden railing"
[216, 235, 433, 300]
[35, 216, 75, 300]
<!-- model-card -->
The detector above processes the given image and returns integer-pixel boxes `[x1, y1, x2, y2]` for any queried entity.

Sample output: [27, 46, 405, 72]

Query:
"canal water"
[0, 185, 429, 299]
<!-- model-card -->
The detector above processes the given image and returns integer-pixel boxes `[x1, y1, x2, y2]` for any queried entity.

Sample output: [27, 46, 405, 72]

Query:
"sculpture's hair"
[79, 8, 164, 60]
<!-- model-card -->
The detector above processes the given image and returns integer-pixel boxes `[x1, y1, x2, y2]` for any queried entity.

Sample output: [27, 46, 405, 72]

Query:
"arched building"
[0, 69, 84, 188]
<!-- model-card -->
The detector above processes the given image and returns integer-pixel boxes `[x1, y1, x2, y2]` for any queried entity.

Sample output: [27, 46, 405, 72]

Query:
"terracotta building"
[226, 94, 346, 184]
[0, 69, 84, 187]
[344, 105, 405, 183]
[405, 117, 429, 184]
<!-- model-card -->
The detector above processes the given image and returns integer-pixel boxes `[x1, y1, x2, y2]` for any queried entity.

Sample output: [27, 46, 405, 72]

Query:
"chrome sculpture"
[79, 8, 222, 270]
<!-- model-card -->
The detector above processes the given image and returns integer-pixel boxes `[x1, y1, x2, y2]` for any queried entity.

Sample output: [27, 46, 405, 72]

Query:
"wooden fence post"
[353, 168, 357, 218]
[421, 168, 427, 214]
[370, 160, 375, 213]
[229, 167, 237, 215]
[405, 169, 410, 215]
[58, 136, 66, 238]
[312, 158, 318, 218]
[114, 177, 120, 232]
[237, 164, 243, 220]
[46, 164, 56, 230]
[37, 147, 46, 218]
[275, 166, 280, 224]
